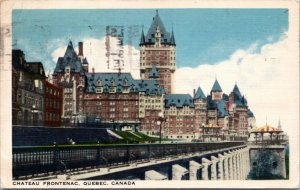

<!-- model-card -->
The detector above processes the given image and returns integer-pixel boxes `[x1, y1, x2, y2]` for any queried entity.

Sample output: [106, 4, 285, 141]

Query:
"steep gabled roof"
[12, 49, 26, 71]
[136, 79, 165, 95]
[53, 41, 85, 75]
[142, 10, 173, 45]
[207, 94, 229, 117]
[194, 87, 206, 100]
[170, 29, 176, 45]
[233, 84, 242, 98]
[85, 72, 165, 95]
[12, 49, 46, 79]
[216, 99, 229, 117]
[140, 28, 146, 45]
[26, 62, 46, 78]
[231, 84, 248, 107]
[247, 110, 254, 118]
[165, 94, 195, 108]
[149, 64, 159, 78]
[211, 79, 222, 92]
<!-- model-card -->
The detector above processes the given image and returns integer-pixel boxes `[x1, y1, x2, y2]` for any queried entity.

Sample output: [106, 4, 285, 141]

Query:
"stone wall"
[249, 148, 286, 179]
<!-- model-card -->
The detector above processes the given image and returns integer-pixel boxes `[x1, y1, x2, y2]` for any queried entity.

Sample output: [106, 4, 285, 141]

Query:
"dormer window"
[123, 79, 128, 86]
[97, 80, 102, 86]
[110, 80, 115, 87]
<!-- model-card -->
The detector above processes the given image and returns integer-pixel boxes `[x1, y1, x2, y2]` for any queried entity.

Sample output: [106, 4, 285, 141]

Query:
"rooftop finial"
[278, 117, 282, 130]
[266, 115, 268, 125]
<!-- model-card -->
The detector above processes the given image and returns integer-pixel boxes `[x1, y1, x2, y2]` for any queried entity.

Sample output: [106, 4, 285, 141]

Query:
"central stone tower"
[139, 10, 176, 94]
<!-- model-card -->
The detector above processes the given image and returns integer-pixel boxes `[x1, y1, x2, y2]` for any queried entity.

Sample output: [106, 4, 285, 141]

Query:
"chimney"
[78, 42, 83, 56]
[193, 89, 195, 96]
[92, 67, 95, 73]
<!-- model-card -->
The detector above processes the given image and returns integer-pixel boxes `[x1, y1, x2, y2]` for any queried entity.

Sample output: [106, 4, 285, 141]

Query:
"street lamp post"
[31, 105, 38, 126]
[156, 112, 166, 144]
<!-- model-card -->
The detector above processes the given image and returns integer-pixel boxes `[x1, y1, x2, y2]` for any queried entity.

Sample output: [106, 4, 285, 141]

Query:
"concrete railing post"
[145, 170, 167, 180]
[233, 151, 238, 180]
[240, 150, 245, 179]
[217, 154, 225, 180]
[228, 151, 235, 180]
[189, 160, 203, 180]
[223, 152, 230, 180]
[172, 164, 188, 180]
[245, 147, 250, 175]
[211, 156, 218, 180]
[201, 158, 212, 180]
[236, 150, 242, 180]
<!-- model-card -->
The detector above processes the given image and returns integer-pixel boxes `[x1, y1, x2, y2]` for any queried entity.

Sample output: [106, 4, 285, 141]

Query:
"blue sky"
[13, 9, 288, 71]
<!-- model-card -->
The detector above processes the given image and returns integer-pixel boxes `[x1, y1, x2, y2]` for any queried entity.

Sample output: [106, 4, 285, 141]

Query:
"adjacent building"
[12, 50, 46, 126]
[44, 81, 63, 127]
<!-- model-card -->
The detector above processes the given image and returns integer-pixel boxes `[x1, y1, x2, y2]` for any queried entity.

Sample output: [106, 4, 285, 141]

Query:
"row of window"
[142, 51, 175, 55]
[64, 88, 73, 93]
[46, 87, 61, 96]
[45, 112, 60, 122]
[45, 98, 61, 109]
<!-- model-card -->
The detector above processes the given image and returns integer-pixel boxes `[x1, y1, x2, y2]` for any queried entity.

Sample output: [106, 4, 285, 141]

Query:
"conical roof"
[170, 29, 176, 45]
[53, 40, 85, 75]
[211, 79, 222, 92]
[233, 84, 242, 98]
[140, 28, 146, 45]
[64, 41, 78, 59]
[194, 87, 206, 99]
[144, 10, 172, 44]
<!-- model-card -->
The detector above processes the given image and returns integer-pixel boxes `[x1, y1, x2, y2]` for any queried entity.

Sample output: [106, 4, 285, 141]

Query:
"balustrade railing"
[13, 141, 245, 178]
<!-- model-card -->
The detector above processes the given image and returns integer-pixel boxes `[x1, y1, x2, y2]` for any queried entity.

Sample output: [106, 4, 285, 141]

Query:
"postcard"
[0, 0, 299, 189]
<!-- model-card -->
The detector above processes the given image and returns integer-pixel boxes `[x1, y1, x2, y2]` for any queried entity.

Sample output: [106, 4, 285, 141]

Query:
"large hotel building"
[12, 11, 255, 140]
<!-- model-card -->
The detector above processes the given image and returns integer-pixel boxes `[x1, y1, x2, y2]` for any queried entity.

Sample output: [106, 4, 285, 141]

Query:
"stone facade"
[52, 41, 87, 126]
[139, 11, 176, 94]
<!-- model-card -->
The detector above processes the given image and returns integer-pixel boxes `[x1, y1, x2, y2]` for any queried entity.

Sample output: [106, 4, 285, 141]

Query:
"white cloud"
[175, 33, 299, 136]
[51, 37, 140, 79]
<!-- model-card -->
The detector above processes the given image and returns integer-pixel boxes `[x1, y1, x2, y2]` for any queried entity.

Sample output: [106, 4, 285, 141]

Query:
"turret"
[211, 79, 223, 101]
